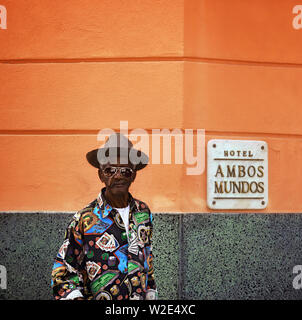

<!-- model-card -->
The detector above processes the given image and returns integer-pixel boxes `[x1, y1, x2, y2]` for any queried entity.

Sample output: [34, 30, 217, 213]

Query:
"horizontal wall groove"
[183, 57, 302, 68]
[205, 130, 302, 140]
[1, 56, 302, 68]
[0, 57, 183, 64]
[0, 129, 302, 139]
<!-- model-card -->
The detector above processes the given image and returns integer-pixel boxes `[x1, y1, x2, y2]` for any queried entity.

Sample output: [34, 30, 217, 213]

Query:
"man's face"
[98, 157, 136, 195]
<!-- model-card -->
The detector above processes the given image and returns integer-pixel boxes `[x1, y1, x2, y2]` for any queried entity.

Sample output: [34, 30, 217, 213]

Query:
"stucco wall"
[0, 0, 301, 213]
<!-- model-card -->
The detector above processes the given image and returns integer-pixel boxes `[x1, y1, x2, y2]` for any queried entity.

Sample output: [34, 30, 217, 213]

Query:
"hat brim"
[86, 147, 148, 171]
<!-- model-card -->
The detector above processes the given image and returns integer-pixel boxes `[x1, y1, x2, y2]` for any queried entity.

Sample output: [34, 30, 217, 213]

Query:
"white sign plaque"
[207, 139, 268, 210]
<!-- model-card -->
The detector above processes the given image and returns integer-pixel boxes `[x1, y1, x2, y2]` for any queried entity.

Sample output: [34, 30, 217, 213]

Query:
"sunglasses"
[102, 166, 134, 178]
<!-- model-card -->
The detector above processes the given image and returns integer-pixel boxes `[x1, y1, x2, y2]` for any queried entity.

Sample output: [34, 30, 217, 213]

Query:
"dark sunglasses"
[102, 166, 134, 178]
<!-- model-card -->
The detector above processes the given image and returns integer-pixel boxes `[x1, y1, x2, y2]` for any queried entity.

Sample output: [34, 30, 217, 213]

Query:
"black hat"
[86, 133, 148, 171]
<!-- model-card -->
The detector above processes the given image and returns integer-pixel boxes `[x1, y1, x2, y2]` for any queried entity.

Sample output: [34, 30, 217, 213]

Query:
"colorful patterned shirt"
[51, 188, 157, 300]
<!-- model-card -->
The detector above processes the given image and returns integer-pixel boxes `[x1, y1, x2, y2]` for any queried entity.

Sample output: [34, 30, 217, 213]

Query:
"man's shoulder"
[81, 199, 98, 212]
[72, 199, 97, 221]
[132, 198, 154, 226]
[133, 198, 151, 213]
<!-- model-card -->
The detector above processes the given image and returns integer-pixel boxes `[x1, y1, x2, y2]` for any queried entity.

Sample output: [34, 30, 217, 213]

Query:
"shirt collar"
[97, 187, 138, 218]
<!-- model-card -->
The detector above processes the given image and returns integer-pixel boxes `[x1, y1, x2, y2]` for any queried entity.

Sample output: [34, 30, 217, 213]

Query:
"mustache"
[111, 181, 128, 187]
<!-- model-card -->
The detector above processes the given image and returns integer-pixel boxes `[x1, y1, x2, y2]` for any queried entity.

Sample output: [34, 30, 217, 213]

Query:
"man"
[51, 133, 157, 300]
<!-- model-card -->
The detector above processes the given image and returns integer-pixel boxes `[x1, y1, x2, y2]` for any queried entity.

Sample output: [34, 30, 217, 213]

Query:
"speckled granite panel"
[0, 212, 179, 300]
[152, 213, 179, 300]
[181, 214, 302, 300]
[0, 212, 73, 300]
[2, 212, 302, 300]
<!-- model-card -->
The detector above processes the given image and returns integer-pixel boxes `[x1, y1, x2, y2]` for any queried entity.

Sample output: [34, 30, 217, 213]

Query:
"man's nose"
[113, 168, 124, 179]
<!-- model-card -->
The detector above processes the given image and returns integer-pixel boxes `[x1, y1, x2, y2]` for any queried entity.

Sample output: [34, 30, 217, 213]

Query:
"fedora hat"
[86, 133, 148, 171]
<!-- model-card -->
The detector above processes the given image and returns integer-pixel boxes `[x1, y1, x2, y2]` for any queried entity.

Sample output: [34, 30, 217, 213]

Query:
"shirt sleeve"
[51, 212, 87, 300]
[145, 211, 159, 300]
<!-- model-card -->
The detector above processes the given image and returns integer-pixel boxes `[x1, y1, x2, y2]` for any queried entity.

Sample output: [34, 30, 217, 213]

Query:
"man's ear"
[98, 169, 104, 182]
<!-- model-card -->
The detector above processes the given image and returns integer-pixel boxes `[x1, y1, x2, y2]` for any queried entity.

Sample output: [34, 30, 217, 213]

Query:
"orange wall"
[0, 0, 301, 213]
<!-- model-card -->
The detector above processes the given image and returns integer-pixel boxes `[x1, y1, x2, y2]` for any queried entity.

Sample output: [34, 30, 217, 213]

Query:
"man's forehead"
[103, 163, 133, 168]
[102, 157, 135, 169]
